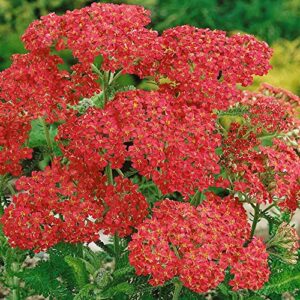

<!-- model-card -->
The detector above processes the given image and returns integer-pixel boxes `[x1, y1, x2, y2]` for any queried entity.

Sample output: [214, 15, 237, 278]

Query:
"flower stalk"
[38, 117, 54, 159]
[172, 281, 183, 300]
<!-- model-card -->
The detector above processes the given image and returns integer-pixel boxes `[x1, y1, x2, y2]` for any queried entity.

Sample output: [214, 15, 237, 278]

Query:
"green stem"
[104, 165, 122, 263]
[261, 203, 277, 215]
[249, 203, 260, 240]
[10, 262, 20, 300]
[172, 281, 183, 300]
[114, 233, 120, 266]
[38, 117, 54, 159]
[190, 190, 204, 207]
[95, 240, 114, 257]
[7, 182, 16, 196]
[267, 251, 285, 260]
[116, 168, 125, 177]
[0, 173, 8, 187]
[109, 69, 123, 85]
[0, 174, 13, 195]
[92, 66, 123, 106]
[170, 244, 181, 258]
[91, 64, 103, 78]
[102, 71, 109, 104]
[258, 131, 281, 140]
[105, 164, 114, 185]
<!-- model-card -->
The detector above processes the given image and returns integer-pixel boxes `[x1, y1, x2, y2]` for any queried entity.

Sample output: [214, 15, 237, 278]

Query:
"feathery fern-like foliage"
[260, 257, 300, 295]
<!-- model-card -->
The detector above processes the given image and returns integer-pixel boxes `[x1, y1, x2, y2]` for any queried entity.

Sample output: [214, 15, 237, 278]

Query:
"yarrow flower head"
[22, 3, 162, 77]
[222, 126, 300, 209]
[101, 176, 149, 237]
[1, 161, 104, 252]
[59, 89, 221, 198]
[152, 26, 272, 111]
[1, 160, 148, 252]
[0, 52, 78, 123]
[129, 194, 270, 292]
[220, 87, 300, 209]
[0, 102, 32, 176]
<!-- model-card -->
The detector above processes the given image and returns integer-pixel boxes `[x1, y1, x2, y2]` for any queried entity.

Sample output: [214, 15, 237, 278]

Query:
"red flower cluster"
[222, 124, 300, 209]
[22, 3, 161, 77]
[19, 3, 272, 112]
[0, 102, 32, 176]
[1, 161, 148, 252]
[59, 90, 221, 198]
[58, 107, 127, 175]
[229, 237, 269, 290]
[221, 89, 300, 209]
[0, 3, 275, 178]
[260, 139, 300, 210]
[1, 161, 103, 251]
[240, 89, 297, 133]
[129, 194, 270, 292]
[102, 177, 149, 237]
[260, 83, 300, 119]
[0, 53, 78, 123]
[153, 26, 272, 111]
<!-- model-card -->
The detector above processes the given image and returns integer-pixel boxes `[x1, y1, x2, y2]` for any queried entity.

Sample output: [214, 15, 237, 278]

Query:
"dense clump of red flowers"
[1, 160, 148, 252]
[154, 26, 272, 111]
[101, 176, 149, 237]
[260, 83, 300, 119]
[22, 3, 162, 77]
[0, 102, 32, 176]
[129, 194, 270, 292]
[0, 53, 78, 122]
[0, 2, 299, 295]
[221, 89, 300, 209]
[1, 161, 103, 251]
[221, 124, 300, 208]
[59, 90, 221, 197]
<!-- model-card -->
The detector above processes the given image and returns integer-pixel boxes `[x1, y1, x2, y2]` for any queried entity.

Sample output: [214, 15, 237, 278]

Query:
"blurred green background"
[0, 0, 299, 94]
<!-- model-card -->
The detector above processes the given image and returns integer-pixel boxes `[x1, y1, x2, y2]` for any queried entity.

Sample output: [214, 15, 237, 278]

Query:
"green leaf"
[218, 115, 245, 131]
[49, 242, 84, 257]
[38, 154, 51, 170]
[17, 261, 73, 300]
[47, 243, 85, 293]
[113, 266, 135, 279]
[64, 255, 89, 289]
[102, 282, 135, 298]
[91, 92, 105, 108]
[261, 260, 300, 295]
[215, 146, 223, 156]
[218, 283, 230, 296]
[140, 295, 156, 300]
[261, 137, 273, 146]
[208, 186, 229, 198]
[79, 257, 97, 276]
[74, 284, 96, 300]
[28, 119, 50, 148]
[28, 119, 62, 155]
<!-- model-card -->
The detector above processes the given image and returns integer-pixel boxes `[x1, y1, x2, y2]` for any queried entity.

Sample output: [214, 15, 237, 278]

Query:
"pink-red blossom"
[129, 194, 270, 292]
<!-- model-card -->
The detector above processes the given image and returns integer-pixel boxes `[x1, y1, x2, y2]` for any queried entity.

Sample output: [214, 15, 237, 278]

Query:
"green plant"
[0, 3, 299, 299]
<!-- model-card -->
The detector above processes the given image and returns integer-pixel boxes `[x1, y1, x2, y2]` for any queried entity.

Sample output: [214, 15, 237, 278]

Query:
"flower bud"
[267, 222, 299, 264]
